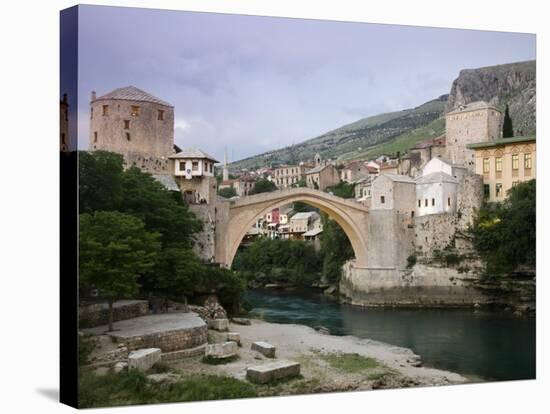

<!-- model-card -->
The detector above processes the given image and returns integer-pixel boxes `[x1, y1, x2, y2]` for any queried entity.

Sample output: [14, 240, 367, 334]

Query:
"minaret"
[223, 149, 229, 182]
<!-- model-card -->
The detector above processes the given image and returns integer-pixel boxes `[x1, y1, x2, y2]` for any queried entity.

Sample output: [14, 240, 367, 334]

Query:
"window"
[495, 157, 502, 172]
[424, 199, 428, 207]
[380, 195, 385, 204]
[483, 158, 490, 173]
[179, 161, 185, 171]
[524, 153, 532, 169]
[131, 105, 140, 117]
[496, 183, 503, 198]
[93, 131, 98, 143]
[447, 197, 451, 207]
[90, 107, 93, 118]
[125, 132, 131, 141]
[158, 110, 164, 120]
[418, 200, 421, 208]
[431, 198, 435, 206]
[102, 105, 109, 116]
[192, 161, 199, 171]
[124, 120, 130, 129]
[512, 154, 519, 170]
[483, 184, 490, 199]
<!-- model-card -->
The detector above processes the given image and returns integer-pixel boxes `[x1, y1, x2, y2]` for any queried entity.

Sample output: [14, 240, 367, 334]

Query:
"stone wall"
[340, 260, 490, 307]
[189, 203, 217, 262]
[123, 324, 208, 353]
[79, 300, 149, 328]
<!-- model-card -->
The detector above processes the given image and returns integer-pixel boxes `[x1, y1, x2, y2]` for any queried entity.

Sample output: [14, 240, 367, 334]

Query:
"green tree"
[79, 151, 124, 213]
[249, 179, 277, 195]
[319, 214, 354, 282]
[502, 104, 514, 138]
[120, 167, 201, 247]
[471, 179, 535, 276]
[79, 211, 161, 331]
[326, 182, 355, 199]
[218, 186, 237, 198]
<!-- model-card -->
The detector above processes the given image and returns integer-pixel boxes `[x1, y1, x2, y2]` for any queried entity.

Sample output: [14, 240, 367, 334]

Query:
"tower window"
[125, 132, 131, 141]
[447, 197, 451, 207]
[102, 105, 109, 116]
[94, 132, 98, 143]
[131, 105, 140, 117]
[124, 120, 130, 129]
[158, 110, 164, 120]
[90, 107, 93, 118]
[380, 195, 385, 204]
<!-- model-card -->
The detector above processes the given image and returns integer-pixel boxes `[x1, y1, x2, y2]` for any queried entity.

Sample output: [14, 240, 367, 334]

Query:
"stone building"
[233, 176, 256, 197]
[169, 148, 218, 205]
[370, 173, 416, 216]
[60, 94, 69, 152]
[89, 86, 174, 174]
[445, 101, 502, 170]
[288, 212, 320, 240]
[399, 136, 447, 177]
[273, 164, 308, 188]
[341, 160, 369, 183]
[305, 164, 340, 191]
[467, 136, 536, 202]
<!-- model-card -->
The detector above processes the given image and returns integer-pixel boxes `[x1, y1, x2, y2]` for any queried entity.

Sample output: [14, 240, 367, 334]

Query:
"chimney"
[91, 91, 96, 101]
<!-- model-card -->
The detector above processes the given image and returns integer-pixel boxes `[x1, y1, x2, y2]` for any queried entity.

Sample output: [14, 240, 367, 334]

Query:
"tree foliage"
[319, 214, 354, 282]
[233, 238, 322, 286]
[218, 186, 237, 198]
[471, 179, 535, 276]
[326, 181, 356, 199]
[79, 211, 161, 330]
[502, 104, 514, 138]
[79, 151, 124, 213]
[249, 179, 277, 195]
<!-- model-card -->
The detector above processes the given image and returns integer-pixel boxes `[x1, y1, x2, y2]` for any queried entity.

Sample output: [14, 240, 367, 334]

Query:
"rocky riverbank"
[170, 318, 467, 393]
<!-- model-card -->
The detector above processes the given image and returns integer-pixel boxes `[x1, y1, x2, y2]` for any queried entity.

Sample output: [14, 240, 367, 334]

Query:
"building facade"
[445, 101, 502, 170]
[305, 164, 340, 191]
[467, 136, 536, 202]
[89, 86, 174, 173]
[273, 164, 307, 188]
[370, 173, 416, 215]
[169, 148, 219, 204]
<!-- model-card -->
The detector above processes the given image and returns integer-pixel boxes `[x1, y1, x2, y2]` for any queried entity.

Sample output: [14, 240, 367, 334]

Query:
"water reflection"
[246, 289, 535, 381]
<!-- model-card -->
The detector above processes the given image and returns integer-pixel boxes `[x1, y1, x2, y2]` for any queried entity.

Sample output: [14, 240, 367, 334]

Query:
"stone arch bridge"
[214, 188, 376, 268]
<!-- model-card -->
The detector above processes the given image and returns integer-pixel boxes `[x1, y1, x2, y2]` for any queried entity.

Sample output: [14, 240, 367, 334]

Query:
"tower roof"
[93, 86, 173, 107]
[446, 101, 499, 116]
[169, 147, 219, 163]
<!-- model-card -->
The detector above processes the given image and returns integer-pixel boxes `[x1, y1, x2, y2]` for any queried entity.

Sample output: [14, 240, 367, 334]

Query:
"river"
[246, 288, 535, 381]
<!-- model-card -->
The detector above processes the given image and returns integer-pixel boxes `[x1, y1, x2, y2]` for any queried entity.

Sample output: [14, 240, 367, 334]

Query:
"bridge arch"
[216, 188, 370, 268]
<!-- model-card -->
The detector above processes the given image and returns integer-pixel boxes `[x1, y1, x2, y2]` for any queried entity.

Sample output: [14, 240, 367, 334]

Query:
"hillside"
[231, 60, 536, 170]
[231, 95, 447, 169]
[446, 60, 535, 136]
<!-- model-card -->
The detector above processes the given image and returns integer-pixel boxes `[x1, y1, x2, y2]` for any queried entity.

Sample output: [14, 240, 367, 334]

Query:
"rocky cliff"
[445, 60, 536, 136]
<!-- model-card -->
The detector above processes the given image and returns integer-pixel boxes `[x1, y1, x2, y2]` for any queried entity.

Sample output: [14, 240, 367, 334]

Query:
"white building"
[414, 157, 466, 217]
[169, 147, 217, 178]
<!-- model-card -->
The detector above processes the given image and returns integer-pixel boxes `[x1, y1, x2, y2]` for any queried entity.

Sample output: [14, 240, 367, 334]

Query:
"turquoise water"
[246, 289, 536, 381]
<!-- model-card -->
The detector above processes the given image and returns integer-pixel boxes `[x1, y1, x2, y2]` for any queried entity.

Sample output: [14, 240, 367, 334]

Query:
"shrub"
[406, 254, 417, 268]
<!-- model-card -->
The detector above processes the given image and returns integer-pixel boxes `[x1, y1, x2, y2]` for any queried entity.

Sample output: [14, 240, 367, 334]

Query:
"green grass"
[78, 369, 257, 408]
[318, 352, 381, 373]
[340, 117, 445, 161]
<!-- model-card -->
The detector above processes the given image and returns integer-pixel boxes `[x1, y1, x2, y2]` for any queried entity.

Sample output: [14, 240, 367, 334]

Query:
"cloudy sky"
[76, 5, 535, 162]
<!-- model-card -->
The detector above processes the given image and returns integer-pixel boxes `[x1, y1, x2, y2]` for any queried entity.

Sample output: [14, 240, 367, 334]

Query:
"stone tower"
[445, 101, 501, 170]
[89, 86, 174, 173]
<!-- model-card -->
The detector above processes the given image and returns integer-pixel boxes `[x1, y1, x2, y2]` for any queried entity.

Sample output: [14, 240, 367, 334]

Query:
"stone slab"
[205, 341, 238, 359]
[207, 318, 229, 331]
[113, 361, 128, 373]
[246, 360, 301, 384]
[128, 348, 161, 371]
[231, 317, 251, 325]
[251, 341, 276, 358]
[227, 332, 241, 345]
